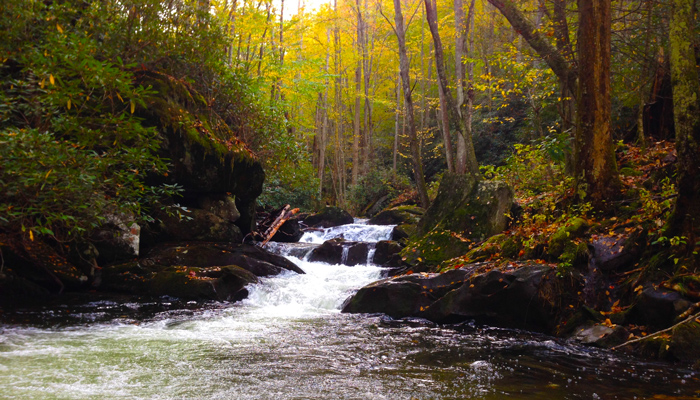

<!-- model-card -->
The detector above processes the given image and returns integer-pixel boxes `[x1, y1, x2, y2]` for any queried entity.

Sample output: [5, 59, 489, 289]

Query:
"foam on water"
[299, 223, 393, 244]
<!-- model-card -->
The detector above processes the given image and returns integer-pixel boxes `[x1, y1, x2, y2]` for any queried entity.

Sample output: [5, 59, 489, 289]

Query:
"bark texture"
[667, 0, 700, 248]
[574, 0, 620, 207]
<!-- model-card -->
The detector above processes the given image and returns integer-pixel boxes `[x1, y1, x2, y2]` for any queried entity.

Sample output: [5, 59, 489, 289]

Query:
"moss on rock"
[547, 218, 590, 266]
[418, 174, 514, 241]
[399, 230, 472, 271]
[368, 205, 424, 225]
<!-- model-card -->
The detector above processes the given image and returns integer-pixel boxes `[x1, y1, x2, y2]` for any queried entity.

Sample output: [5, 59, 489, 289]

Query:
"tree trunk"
[666, 0, 700, 251]
[362, 0, 373, 175]
[437, 76, 455, 173]
[394, 69, 400, 174]
[333, 0, 346, 207]
[394, 0, 430, 208]
[425, 0, 479, 177]
[574, 0, 620, 207]
[352, 0, 363, 186]
[318, 27, 331, 200]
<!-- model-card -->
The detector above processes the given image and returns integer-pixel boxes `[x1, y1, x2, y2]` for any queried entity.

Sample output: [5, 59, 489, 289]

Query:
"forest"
[2, 0, 700, 378]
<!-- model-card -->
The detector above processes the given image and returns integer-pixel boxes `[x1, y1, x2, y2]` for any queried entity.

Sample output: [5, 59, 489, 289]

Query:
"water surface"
[1, 224, 699, 399]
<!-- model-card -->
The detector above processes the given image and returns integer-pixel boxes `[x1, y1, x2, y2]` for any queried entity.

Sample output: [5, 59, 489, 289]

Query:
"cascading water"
[299, 219, 394, 244]
[1, 221, 699, 399]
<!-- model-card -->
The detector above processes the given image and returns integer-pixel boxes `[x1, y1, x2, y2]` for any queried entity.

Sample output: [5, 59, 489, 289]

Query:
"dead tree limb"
[260, 205, 300, 247]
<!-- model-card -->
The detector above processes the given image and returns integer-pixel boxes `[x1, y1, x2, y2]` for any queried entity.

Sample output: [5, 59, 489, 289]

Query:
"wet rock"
[101, 263, 257, 301]
[143, 242, 303, 276]
[373, 240, 404, 265]
[307, 239, 370, 266]
[346, 242, 370, 265]
[263, 242, 316, 259]
[368, 206, 424, 225]
[417, 174, 513, 241]
[629, 287, 693, 328]
[307, 239, 344, 264]
[391, 224, 416, 241]
[418, 266, 563, 332]
[303, 206, 354, 228]
[341, 279, 424, 318]
[573, 324, 629, 347]
[341, 269, 471, 319]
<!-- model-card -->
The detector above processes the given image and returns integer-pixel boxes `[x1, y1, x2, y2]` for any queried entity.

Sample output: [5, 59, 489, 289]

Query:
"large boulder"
[373, 240, 404, 265]
[100, 262, 257, 301]
[303, 206, 354, 228]
[341, 269, 472, 318]
[417, 174, 513, 241]
[343, 263, 579, 334]
[307, 239, 370, 266]
[419, 265, 564, 332]
[368, 206, 424, 226]
[0, 237, 89, 292]
[590, 234, 641, 272]
[143, 242, 304, 276]
[398, 229, 472, 271]
[145, 207, 243, 244]
[136, 71, 264, 236]
[99, 242, 304, 301]
[628, 287, 693, 328]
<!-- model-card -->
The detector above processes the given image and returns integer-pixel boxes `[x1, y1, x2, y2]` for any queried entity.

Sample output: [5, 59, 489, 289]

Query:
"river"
[1, 221, 699, 399]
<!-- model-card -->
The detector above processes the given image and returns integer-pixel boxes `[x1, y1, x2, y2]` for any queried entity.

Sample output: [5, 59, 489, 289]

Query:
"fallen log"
[259, 205, 300, 247]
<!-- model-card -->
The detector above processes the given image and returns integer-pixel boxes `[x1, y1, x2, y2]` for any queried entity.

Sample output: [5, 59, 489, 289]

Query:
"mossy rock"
[501, 237, 522, 259]
[633, 336, 673, 360]
[399, 230, 472, 271]
[392, 223, 418, 241]
[149, 265, 257, 301]
[670, 320, 700, 363]
[303, 206, 354, 228]
[368, 205, 424, 226]
[459, 234, 507, 263]
[548, 218, 590, 260]
[135, 71, 264, 235]
[418, 174, 514, 241]
[619, 167, 643, 177]
[101, 262, 257, 301]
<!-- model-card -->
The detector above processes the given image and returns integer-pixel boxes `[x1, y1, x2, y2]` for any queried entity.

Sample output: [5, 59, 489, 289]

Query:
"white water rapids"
[1, 221, 699, 399]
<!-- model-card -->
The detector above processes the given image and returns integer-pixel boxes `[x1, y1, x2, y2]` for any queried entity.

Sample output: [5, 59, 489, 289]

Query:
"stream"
[1, 221, 699, 399]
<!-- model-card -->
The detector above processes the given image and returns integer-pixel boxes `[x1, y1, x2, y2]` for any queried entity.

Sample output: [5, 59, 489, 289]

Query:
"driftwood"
[259, 205, 299, 247]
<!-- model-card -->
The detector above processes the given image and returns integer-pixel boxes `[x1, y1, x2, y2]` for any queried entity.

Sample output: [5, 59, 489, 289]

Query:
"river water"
[1, 222, 699, 399]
